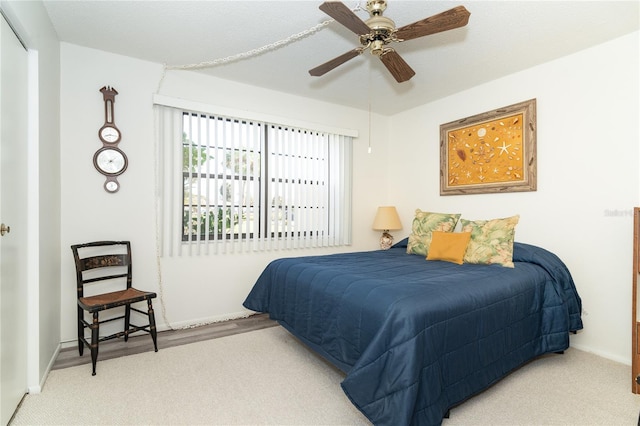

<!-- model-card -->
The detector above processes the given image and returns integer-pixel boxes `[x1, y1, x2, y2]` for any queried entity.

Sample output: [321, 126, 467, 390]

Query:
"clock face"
[99, 125, 121, 144]
[93, 147, 128, 176]
[104, 180, 120, 193]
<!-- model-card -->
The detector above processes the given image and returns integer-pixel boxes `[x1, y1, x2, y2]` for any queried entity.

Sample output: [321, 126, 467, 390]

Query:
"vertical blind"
[155, 104, 352, 256]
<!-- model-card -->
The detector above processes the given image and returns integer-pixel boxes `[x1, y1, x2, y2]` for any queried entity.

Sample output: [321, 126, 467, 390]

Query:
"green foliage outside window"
[183, 207, 240, 238]
[182, 132, 241, 239]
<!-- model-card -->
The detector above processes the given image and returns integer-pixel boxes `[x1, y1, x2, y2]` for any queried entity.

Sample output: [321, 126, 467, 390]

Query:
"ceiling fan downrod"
[362, 0, 398, 56]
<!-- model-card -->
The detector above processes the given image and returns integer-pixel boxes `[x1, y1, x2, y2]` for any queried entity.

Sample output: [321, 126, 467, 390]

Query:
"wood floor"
[53, 313, 277, 370]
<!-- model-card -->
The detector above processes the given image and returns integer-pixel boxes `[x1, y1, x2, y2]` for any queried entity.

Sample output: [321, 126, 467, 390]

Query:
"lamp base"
[380, 231, 394, 250]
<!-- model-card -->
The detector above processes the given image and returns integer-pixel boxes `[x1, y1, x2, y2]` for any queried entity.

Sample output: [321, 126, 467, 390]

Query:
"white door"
[0, 12, 28, 426]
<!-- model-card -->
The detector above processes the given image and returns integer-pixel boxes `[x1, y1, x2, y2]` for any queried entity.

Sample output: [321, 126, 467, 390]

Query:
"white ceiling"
[42, 0, 639, 115]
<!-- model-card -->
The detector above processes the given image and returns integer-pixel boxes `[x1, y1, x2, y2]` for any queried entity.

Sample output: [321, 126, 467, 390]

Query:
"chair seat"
[79, 288, 157, 312]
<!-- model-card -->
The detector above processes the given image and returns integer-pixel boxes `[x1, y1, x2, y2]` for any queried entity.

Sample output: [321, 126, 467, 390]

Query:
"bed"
[243, 239, 583, 425]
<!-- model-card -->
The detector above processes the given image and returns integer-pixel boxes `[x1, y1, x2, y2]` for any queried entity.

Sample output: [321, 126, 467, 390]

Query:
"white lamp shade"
[372, 206, 402, 231]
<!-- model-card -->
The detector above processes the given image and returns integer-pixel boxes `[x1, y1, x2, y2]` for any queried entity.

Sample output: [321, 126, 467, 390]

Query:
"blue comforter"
[243, 242, 582, 425]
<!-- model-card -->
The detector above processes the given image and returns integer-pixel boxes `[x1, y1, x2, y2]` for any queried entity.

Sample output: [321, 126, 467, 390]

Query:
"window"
[156, 103, 352, 256]
[182, 114, 262, 242]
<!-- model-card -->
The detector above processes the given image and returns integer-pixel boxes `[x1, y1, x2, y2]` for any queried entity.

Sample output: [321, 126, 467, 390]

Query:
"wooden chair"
[71, 241, 158, 375]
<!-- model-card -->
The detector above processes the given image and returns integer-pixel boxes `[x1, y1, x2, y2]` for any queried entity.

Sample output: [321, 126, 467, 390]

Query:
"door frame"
[26, 48, 40, 394]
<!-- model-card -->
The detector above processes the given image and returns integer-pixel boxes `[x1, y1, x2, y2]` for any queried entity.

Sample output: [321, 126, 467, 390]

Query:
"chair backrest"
[71, 241, 133, 299]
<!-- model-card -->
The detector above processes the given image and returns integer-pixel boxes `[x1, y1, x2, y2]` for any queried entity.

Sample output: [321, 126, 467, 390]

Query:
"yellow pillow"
[426, 231, 471, 265]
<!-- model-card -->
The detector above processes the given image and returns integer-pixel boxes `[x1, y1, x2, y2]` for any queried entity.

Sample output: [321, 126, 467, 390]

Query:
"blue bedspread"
[243, 242, 582, 425]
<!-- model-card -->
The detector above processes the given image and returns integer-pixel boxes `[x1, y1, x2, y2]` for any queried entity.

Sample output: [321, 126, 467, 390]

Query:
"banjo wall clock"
[94, 86, 128, 193]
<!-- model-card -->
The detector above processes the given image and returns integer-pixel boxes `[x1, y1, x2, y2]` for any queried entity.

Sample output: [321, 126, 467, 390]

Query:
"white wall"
[388, 32, 639, 364]
[59, 43, 391, 341]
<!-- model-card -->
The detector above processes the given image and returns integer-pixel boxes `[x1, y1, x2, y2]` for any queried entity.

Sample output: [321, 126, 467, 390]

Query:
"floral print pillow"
[460, 215, 520, 267]
[406, 210, 461, 256]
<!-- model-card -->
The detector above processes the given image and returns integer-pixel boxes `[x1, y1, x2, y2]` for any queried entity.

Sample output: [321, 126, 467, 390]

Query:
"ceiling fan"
[309, 0, 470, 83]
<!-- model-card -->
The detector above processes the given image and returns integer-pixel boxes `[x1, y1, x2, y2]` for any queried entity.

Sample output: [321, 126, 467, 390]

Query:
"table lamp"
[372, 206, 402, 250]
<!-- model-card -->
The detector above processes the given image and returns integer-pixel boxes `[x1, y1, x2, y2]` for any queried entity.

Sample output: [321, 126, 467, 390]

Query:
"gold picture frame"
[440, 99, 537, 195]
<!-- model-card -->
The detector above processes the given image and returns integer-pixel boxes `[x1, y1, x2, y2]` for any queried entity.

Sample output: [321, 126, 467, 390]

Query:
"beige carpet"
[11, 326, 640, 425]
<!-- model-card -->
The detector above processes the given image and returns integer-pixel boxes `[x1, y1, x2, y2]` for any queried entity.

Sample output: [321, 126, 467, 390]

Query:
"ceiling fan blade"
[319, 1, 370, 35]
[395, 5, 470, 41]
[309, 48, 362, 77]
[379, 49, 415, 83]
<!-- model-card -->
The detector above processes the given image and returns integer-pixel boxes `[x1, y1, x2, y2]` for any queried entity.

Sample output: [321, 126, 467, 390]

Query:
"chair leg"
[90, 312, 99, 376]
[124, 304, 131, 342]
[148, 299, 158, 352]
[77, 306, 84, 356]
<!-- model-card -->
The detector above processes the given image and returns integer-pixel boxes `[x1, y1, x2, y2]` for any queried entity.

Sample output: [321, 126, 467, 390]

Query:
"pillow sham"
[406, 210, 461, 256]
[460, 215, 520, 267]
[426, 231, 471, 265]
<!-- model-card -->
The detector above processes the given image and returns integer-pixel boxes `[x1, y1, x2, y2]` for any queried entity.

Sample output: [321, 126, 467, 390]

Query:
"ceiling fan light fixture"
[370, 40, 386, 56]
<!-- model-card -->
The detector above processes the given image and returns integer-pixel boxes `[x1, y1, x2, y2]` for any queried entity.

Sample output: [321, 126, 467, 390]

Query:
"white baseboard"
[58, 310, 259, 348]
[570, 342, 631, 366]
[157, 310, 255, 331]
[27, 342, 61, 394]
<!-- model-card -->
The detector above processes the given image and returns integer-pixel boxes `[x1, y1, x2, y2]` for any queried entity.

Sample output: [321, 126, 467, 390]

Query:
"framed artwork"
[440, 99, 537, 195]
